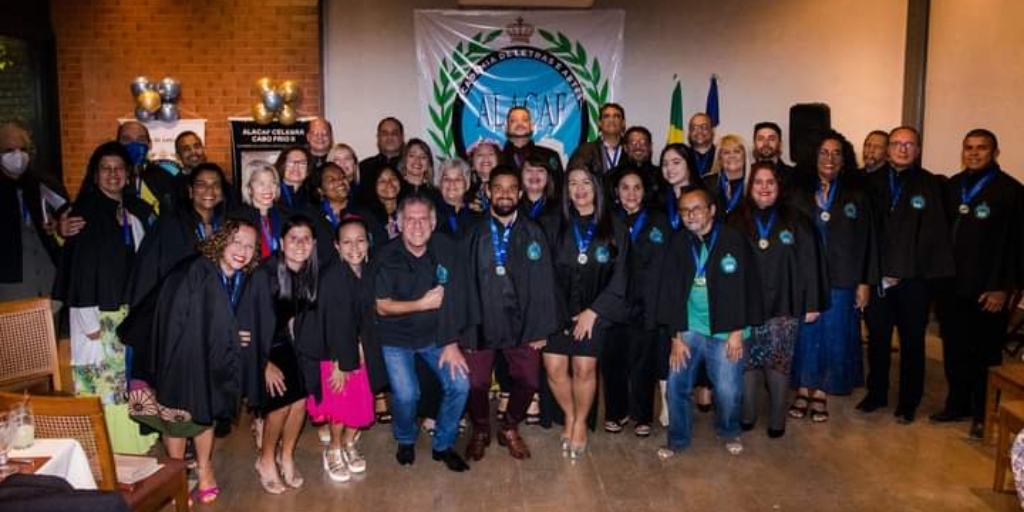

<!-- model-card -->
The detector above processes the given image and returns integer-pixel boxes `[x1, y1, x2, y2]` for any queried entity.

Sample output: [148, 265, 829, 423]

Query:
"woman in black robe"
[51, 141, 157, 455]
[121, 164, 231, 354]
[129, 219, 259, 504]
[274, 145, 314, 211]
[355, 165, 403, 253]
[306, 217, 387, 481]
[602, 167, 671, 437]
[240, 215, 319, 494]
[435, 158, 483, 239]
[397, 138, 442, 205]
[789, 132, 878, 421]
[730, 162, 827, 437]
[307, 162, 365, 263]
[544, 167, 629, 458]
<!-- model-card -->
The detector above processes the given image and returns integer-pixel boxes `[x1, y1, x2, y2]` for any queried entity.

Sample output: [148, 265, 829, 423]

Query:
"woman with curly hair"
[129, 219, 260, 504]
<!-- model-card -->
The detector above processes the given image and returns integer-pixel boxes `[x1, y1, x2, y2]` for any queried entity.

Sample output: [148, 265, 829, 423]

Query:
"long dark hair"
[735, 161, 795, 239]
[612, 165, 652, 209]
[275, 214, 318, 303]
[562, 166, 614, 245]
[80, 141, 131, 198]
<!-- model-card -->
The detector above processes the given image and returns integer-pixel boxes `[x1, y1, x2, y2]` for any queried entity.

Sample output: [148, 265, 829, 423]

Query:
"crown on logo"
[506, 17, 534, 44]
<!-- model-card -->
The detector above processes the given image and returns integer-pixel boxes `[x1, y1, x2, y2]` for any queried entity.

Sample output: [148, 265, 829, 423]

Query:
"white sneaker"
[318, 425, 330, 445]
[323, 448, 351, 482]
[725, 437, 743, 456]
[343, 443, 366, 474]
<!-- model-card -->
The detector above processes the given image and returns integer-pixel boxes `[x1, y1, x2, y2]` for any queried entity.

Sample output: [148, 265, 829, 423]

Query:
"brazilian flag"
[666, 76, 684, 144]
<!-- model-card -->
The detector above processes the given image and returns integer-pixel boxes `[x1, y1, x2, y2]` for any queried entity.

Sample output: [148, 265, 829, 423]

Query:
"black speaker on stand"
[789, 103, 832, 172]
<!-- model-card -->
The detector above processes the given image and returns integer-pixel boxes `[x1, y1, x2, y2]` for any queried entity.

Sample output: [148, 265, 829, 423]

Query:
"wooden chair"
[993, 400, 1024, 492]
[984, 364, 1024, 445]
[0, 392, 189, 511]
[0, 298, 62, 393]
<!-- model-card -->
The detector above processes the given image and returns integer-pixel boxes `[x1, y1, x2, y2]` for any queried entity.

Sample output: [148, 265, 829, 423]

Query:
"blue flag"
[705, 75, 720, 127]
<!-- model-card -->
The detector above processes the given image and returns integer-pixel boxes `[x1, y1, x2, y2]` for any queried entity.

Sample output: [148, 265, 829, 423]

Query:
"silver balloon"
[261, 88, 284, 112]
[158, 77, 181, 102]
[157, 102, 180, 122]
[135, 107, 156, 122]
[130, 76, 150, 97]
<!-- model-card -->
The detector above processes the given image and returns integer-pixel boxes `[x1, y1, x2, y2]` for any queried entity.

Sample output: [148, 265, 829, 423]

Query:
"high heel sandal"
[191, 465, 220, 504]
[278, 458, 305, 489]
[253, 461, 285, 495]
[788, 393, 810, 419]
[568, 441, 588, 460]
[809, 397, 830, 423]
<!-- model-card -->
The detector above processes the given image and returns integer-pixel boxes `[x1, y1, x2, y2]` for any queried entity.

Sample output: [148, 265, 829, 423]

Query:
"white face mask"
[1, 150, 29, 177]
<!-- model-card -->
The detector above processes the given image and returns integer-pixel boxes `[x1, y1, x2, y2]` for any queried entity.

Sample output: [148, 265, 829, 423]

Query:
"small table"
[10, 438, 96, 490]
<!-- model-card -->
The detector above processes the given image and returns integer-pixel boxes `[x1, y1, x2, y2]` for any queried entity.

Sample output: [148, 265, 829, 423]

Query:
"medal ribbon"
[816, 179, 838, 217]
[960, 169, 997, 209]
[489, 217, 514, 272]
[755, 208, 776, 243]
[718, 172, 743, 214]
[572, 218, 597, 256]
[689, 223, 720, 282]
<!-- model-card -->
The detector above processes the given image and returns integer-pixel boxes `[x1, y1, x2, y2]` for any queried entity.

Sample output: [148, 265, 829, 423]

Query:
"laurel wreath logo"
[427, 28, 610, 158]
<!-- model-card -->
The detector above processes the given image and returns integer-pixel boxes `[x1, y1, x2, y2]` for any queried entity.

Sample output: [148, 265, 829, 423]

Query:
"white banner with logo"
[414, 10, 624, 162]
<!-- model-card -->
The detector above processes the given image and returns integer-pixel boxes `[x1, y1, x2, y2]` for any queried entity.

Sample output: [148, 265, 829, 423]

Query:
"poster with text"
[229, 118, 311, 204]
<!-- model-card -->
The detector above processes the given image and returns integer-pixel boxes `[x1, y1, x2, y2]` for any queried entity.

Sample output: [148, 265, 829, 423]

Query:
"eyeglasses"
[679, 205, 709, 217]
[285, 160, 308, 167]
[888, 141, 916, 151]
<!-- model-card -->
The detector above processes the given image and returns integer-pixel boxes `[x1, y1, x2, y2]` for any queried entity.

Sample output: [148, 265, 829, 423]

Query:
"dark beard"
[492, 200, 519, 217]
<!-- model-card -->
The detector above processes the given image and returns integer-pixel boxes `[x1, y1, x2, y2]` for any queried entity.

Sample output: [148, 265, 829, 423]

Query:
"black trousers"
[864, 278, 930, 412]
[936, 293, 1008, 422]
[601, 323, 658, 424]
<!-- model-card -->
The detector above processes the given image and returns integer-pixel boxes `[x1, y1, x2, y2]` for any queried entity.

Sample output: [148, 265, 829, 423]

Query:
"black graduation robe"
[304, 199, 366, 264]
[229, 204, 292, 261]
[279, 181, 312, 212]
[692, 145, 717, 177]
[52, 190, 154, 310]
[865, 165, 954, 279]
[619, 208, 672, 325]
[0, 170, 65, 283]
[942, 165, 1024, 297]
[729, 203, 829, 318]
[551, 215, 630, 325]
[435, 202, 483, 240]
[345, 260, 389, 393]
[140, 161, 186, 215]
[519, 196, 562, 253]
[791, 173, 880, 289]
[703, 172, 745, 221]
[290, 257, 359, 402]
[461, 213, 562, 350]
[655, 222, 765, 335]
[145, 256, 247, 424]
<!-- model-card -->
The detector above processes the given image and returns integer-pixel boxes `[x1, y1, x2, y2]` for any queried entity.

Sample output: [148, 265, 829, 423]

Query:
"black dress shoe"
[968, 421, 984, 440]
[740, 422, 755, 432]
[894, 408, 916, 425]
[433, 448, 470, 472]
[928, 409, 971, 423]
[855, 395, 887, 413]
[396, 443, 416, 466]
[767, 427, 785, 439]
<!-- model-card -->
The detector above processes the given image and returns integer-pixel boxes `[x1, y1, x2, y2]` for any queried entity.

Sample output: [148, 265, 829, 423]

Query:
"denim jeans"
[381, 344, 469, 451]
[666, 331, 745, 450]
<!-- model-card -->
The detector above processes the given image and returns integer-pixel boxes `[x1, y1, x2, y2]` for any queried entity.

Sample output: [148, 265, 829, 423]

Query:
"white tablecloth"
[10, 438, 97, 490]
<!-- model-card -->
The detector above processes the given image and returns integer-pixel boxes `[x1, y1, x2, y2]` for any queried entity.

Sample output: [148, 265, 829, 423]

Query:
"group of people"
[1, 101, 1022, 502]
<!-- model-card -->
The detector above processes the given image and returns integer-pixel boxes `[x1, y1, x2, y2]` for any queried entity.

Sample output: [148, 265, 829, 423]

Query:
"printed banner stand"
[415, 10, 624, 164]
[228, 118, 311, 204]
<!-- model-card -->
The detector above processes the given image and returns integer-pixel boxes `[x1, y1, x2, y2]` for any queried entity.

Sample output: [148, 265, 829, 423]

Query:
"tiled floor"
[181, 334, 1023, 512]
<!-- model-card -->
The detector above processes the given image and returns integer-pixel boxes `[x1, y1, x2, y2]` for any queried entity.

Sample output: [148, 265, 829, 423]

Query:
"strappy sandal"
[278, 458, 305, 489]
[525, 394, 541, 425]
[788, 394, 810, 419]
[810, 397, 830, 423]
[253, 461, 285, 495]
[375, 395, 393, 424]
[191, 465, 220, 504]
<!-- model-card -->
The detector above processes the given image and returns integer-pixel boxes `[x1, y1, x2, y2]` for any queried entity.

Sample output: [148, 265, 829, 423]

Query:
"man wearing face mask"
[0, 122, 68, 302]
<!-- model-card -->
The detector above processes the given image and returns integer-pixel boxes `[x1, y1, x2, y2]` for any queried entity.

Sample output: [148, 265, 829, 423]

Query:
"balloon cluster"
[131, 76, 182, 122]
[252, 77, 301, 125]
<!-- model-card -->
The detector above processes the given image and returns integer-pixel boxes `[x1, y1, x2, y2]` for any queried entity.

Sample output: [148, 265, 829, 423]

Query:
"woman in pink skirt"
[306, 216, 386, 481]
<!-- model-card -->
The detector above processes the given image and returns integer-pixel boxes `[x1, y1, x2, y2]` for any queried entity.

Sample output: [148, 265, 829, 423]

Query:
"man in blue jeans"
[654, 186, 763, 457]
[374, 193, 472, 471]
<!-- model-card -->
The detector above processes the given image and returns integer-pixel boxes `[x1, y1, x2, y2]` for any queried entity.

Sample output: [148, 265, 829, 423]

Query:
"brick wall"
[52, 0, 322, 196]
